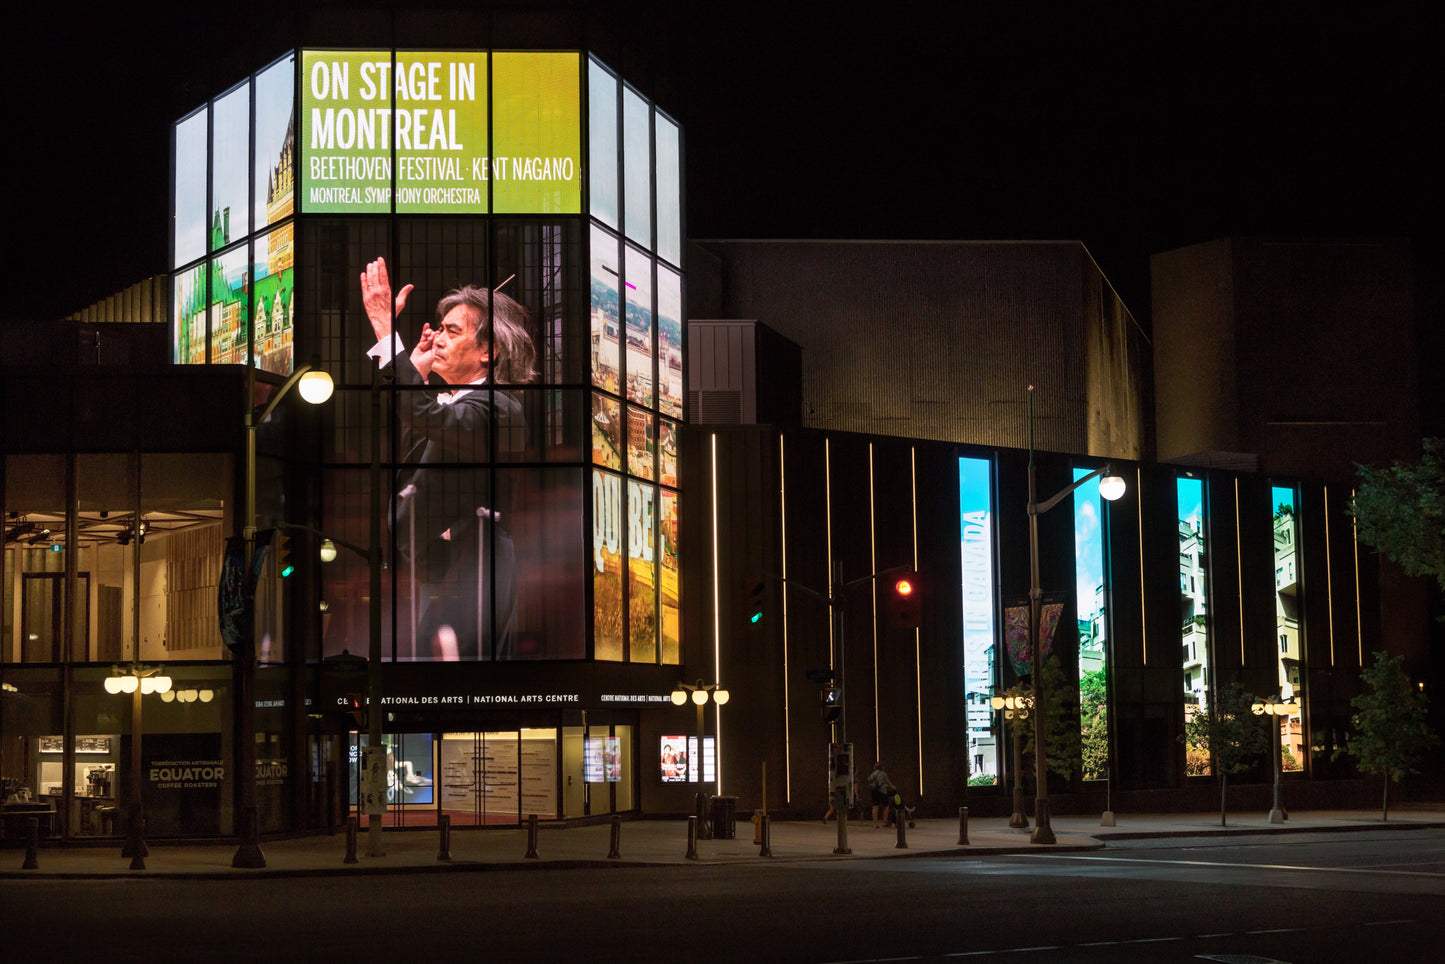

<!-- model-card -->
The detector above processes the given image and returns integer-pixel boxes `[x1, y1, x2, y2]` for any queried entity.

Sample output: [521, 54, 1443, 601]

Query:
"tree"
[1352, 439, 1445, 594]
[1180, 682, 1271, 826]
[1079, 668, 1109, 781]
[1012, 655, 1081, 785]
[1335, 651, 1439, 821]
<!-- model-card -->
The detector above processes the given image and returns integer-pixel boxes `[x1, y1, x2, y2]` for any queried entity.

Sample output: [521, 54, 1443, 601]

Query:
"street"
[3, 830, 1442, 962]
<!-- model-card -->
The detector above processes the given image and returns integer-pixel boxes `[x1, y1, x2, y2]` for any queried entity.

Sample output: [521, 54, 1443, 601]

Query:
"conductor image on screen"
[360, 256, 537, 660]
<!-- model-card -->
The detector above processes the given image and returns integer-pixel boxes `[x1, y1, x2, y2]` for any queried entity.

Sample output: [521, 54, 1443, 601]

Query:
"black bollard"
[21, 817, 39, 870]
[958, 806, 969, 845]
[895, 811, 908, 849]
[759, 814, 772, 857]
[129, 816, 147, 870]
[686, 815, 698, 859]
[344, 814, 359, 864]
[525, 813, 539, 859]
[437, 813, 452, 862]
[607, 813, 621, 859]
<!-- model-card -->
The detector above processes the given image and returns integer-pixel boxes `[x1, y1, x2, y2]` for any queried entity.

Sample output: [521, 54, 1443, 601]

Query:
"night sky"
[9, 2, 1441, 334]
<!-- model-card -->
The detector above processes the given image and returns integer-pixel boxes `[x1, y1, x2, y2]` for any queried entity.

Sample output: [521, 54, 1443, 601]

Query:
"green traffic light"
[750, 611, 762, 624]
[280, 563, 296, 578]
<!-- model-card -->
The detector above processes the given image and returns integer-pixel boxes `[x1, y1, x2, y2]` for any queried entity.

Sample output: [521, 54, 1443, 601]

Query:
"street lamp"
[990, 688, 1033, 829]
[106, 664, 172, 869]
[1023, 385, 1125, 844]
[671, 679, 729, 786]
[236, 361, 334, 869]
[1252, 689, 1300, 824]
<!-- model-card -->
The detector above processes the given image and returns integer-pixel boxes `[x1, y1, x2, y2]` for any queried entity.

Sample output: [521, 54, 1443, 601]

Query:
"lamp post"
[990, 688, 1033, 829]
[1252, 689, 1300, 824]
[105, 664, 171, 869]
[235, 362, 333, 869]
[1023, 385, 1126, 844]
[671, 679, 730, 785]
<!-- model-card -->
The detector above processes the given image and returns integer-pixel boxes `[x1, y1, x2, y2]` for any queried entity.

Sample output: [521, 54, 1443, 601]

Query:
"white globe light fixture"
[297, 369, 335, 405]
[670, 688, 688, 706]
[1098, 474, 1127, 502]
[319, 539, 339, 563]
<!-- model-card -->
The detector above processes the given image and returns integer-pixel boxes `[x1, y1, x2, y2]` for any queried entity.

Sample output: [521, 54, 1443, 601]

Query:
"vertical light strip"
[1235, 478, 1245, 664]
[1137, 467, 1148, 665]
[911, 447, 923, 795]
[780, 433, 792, 801]
[710, 433, 722, 793]
[869, 443, 881, 760]
[1352, 487, 1363, 664]
[825, 438, 834, 665]
[1324, 485, 1336, 665]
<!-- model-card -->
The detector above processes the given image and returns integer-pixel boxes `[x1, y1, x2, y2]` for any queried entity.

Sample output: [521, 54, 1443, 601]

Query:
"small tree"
[1336, 651, 1439, 820]
[1180, 683, 1271, 826]
[1079, 668, 1109, 781]
[1352, 439, 1445, 594]
[1013, 655, 1081, 785]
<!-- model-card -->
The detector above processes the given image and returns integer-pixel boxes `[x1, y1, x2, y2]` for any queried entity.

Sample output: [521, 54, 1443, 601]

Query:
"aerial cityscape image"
[3, 2, 1443, 961]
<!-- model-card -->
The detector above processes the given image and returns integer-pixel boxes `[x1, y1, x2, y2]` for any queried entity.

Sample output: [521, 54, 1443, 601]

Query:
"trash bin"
[711, 795, 737, 839]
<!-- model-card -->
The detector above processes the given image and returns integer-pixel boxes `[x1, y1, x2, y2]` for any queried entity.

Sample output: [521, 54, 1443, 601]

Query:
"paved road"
[3, 830, 1441, 962]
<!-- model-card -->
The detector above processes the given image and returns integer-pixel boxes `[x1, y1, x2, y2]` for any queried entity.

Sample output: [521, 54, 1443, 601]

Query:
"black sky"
[8, 1, 1441, 328]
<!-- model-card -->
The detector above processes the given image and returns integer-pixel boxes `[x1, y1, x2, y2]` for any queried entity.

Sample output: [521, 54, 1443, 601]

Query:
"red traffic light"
[887, 570, 922, 629]
[894, 578, 914, 596]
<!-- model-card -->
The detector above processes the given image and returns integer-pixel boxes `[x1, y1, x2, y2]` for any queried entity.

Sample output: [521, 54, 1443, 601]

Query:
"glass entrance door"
[439, 731, 520, 826]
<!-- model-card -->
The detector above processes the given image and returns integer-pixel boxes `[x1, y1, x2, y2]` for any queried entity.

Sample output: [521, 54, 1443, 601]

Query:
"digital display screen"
[254, 55, 296, 228]
[659, 735, 688, 783]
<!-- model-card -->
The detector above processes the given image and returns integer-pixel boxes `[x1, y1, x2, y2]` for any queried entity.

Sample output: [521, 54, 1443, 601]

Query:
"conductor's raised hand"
[359, 256, 413, 341]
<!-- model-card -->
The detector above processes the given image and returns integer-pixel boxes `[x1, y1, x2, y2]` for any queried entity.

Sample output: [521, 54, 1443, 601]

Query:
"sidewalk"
[4, 808, 1443, 879]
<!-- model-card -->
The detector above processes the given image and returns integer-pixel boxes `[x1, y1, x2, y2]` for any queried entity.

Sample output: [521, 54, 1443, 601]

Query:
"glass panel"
[654, 113, 681, 266]
[657, 265, 683, 419]
[211, 82, 250, 250]
[592, 470, 624, 661]
[627, 409, 654, 481]
[658, 418, 679, 489]
[491, 220, 584, 389]
[624, 246, 653, 408]
[0, 668, 63, 837]
[519, 728, 558, 819]
[300, 217, 393, 390]
[209, 243, 251, 366]
[173, 263, 207, 365]
[492, 52, 581, 214]
[254, 54, 296, 228]
[253, 222, 295, 376]
[612, 725, 633, 810]
[958, 456, 998, 784]
[1272, 485, 1304, 772]
[592, 393, 622, 470]
[141, 454, 231, 662]
[77, 454, 133, 664]
[660, 489, 680, 664]
[299, 49, 398, 215]
[590, 224, 621, 393]
[394, 51, 489, 214]
[622, 88, 651, 249]
[502, 467, 586, 660]
[1179, 476, 1211, 775]
[1073, 468, 1108, 781]
[5, 455, 71, 664]
[587, 58, 619, 229]
[144, 665, 234, 837]
[627, 480, 657, 663]
[437, 731, 519, 826]
[173, 107, 208, 268]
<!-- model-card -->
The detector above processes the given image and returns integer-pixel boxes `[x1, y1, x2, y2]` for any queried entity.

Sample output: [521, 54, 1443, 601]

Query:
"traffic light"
[277, 533, 295, 578]
[743, 573, 766, 626]
[821, 685, 843, 723]
[887, 570, 922, 628]
[342, 692, 365, 729]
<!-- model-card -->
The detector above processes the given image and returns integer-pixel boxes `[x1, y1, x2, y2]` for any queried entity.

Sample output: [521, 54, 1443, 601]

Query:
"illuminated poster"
[590, 225, 621, 393]
[492, 52, 581, 214]
[593, 470, 624, 660]
[301, 49, 490, 214]
[173, 263, 207, 364]
[660, 489, 680, 663]
[628, 480, 657, 662]
[958, 456, 998, 780]
[173, 108, 208, 268]
[660, 735, 687, 782]
[603, 736, 620, 783]
[584, 736, 605, 782]
[624, 246, 653, 407]
[252, 223, 294, 375]
[1073, 468, 1108, 781]
[212, 84, 250, 249]
[657, 265, 683, 418]
[209, 245, 250, 366]
[254, 55, 296, 228]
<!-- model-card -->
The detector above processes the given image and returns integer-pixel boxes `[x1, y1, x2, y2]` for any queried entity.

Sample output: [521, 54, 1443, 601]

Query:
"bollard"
[21, 817, 39, 870]
[607, 813, 621, 859]
[525, 813, 539, 859]
[437, 813, 452, 862]
[759, 814, 772, 857]
[957, 807, 969, 845]
[129, 816, 147, 870]
[344, 814, 359, 864]
[686, 815, 698, 859]
[895, 810, 908, 849]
